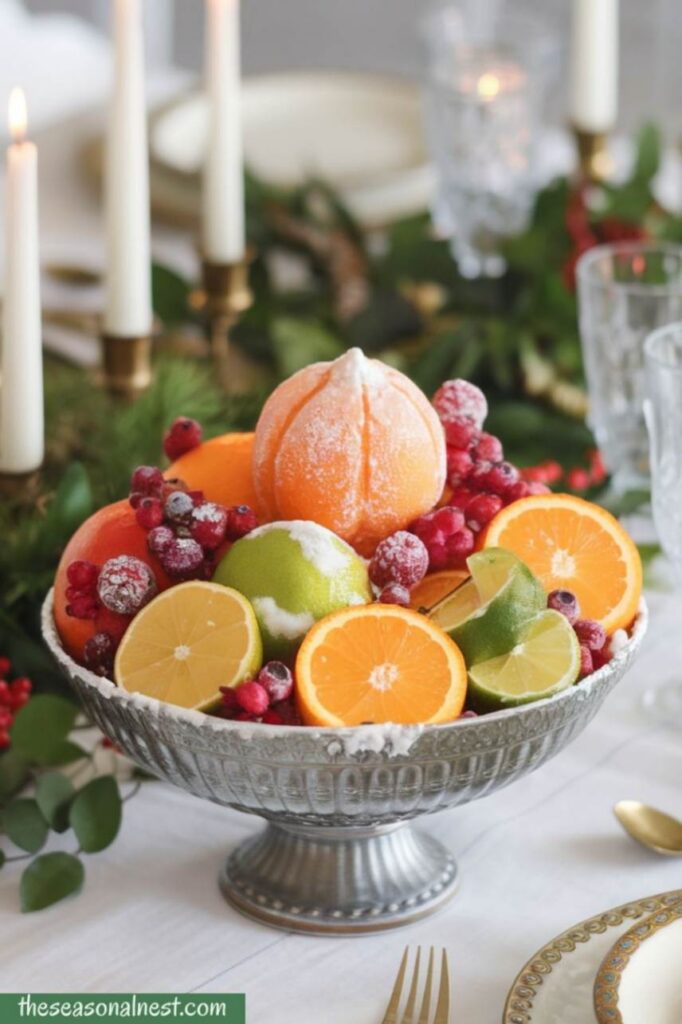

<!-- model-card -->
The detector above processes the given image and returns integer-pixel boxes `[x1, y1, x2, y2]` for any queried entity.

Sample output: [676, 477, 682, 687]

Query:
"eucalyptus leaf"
[20, 852, 84, 912]
[35, 773, 75, 832]
[4, 799, 48, 853]
[69, 777, 122, 853]
[10, 695, 78, 764]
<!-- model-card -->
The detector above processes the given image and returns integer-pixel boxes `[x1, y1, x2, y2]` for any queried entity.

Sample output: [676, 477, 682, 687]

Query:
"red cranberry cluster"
[523, 450, 607, 495]
[218, 662, 300, 725]
[368, 531, 429, 607]
[547, 589, 611, 677]
[0, 657, 33, 749]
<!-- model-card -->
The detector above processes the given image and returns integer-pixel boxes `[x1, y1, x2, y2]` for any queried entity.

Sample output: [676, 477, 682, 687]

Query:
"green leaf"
[39, 741, 89, 768]
[271, 317, 344, 377]
[35, 773, 75, 832]
[637, 542, 661, 567]
[602, 488, 651, 517]
[4, 799, 48, 853]
[0, 750, 30, 803]
[631, 122, 661, 184]
[10, 695, 79, 764]
[69, 777, 122, 853]
[44, 463, 93, 541]
[20, 852, 84, 912]
[152, 263, 191, 328]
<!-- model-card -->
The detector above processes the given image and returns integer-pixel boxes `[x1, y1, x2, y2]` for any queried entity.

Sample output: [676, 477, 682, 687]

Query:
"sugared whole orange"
[165, 432, 259, 511]
[252, 348, 447, 555]
[54, 500, 174, 665]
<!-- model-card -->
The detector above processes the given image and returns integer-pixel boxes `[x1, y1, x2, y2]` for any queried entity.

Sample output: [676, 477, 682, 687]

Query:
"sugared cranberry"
[574, 619, 606, 651]
[257, 662, 294, 703]
[261, 709, 285, 725]
[135, 497, 164, 531]
[433, 380, 488, 428]
[447, 448, 474, 487]
[225, 505, 258, 540]
[0, 656, 10, 679]
[163, 417, 203, 461]
[473, 432, 503, 463]
[66, 594, 100, 620]
[448, 488, 475, 512]
[83, 633, 116, 677]
[234, 711, 258, 722]
[188, 490, 205, 507]
[409, 507, 467, 571]
[219, 686, 240, 717]
[97, 556, 157, 615]
[466, 494, 504, 532]
[443, 417, 479, 450]
[446, 527, 475, 563]
[66, 560, 100, 593]
[130, 465, 164, 498]
[548, 589, 580, 624]
[379, 583, 411, 606]
[369, 531, 429, 589]
[433, 507, 466, 534]
[164, 491, 195, 525]
[471, 461, 520, 496]
[579, 644, 594, 678]
[159, 537, 205, 579]
[235, 680, 270, 716]
[592, 646, 613, 670]
[459, 710, 479, 719]
[148, 525, 175, 556]
[191, 502, 228, 551]
[273, 700, 302, 726]
[427, 543, 449, 570]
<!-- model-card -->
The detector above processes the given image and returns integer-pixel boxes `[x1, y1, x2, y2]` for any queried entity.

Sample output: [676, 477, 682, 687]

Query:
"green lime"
[428, 547, 545, 665]
[468, 609, 581, 711]
[213, 520, 372, 660]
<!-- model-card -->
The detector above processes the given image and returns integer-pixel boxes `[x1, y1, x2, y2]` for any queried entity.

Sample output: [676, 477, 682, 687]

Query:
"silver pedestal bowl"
[42, 591, 647, 935]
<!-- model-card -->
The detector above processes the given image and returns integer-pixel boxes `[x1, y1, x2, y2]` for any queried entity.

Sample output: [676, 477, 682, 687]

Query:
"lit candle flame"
[477, 73, 501, 102]
[8, 87, 28, 144]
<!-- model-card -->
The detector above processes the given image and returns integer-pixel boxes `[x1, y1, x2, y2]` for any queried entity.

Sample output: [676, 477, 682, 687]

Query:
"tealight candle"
[569, 0, 619, 133]
[0, 88, 43, 474]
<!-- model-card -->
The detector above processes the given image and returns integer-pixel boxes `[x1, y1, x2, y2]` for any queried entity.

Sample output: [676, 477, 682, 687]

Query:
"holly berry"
[433, 380, 488, 428]
[164, 491, 195, 525]
[567, 467, 590, 492]
[0, 707, 12, 730]
[225, 505, 258, 540]
[379, 583, 411, 606]
[163, 417, 203, 461]
[574, 619, 606, 652]
[97, 556, 157, 615]
[191, 502, 228, 551]
[0, 681, 10, 705]
[547, 589, 580, 624]
[369, 531, 429, 590]
[66, 560, 100, 593]
[159, 537, 205, 579]
[0, 731, 10, 750]
[83, 633, 116, 677]
[235, 680, 270, 717]
[257, 662, 294, 703]
[135, 497, 164, 531]
[0, 656, 10, 679]
[466, 494, 503, 532]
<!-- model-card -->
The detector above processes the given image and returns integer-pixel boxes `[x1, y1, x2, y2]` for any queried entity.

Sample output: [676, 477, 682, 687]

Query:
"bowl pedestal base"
[220, 820, 458, 935]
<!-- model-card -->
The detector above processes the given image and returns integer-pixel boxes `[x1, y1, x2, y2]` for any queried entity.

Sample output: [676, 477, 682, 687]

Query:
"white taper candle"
[569, 0, 619, 133]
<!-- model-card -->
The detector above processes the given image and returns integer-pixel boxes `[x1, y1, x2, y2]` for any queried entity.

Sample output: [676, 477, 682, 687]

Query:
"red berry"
[446, 527, 475, 564]
[256, 662, 294, 703]
[574, 619, 606, 651]
[272, 699, 302, 726]
[567, 467, 591, 491]
[235, 680, 270, 716]
[0, 707, 12, 729]
[164, 490, 195, 525]
[66, 594, 100, 620]
[66, 560, 100, 593]
[163, 417, 203, 461]
[433, 380, 488, 428]
[446, 448, 474, 487]
[471, 461, 520, 497]
[135, 497, 164, 531]
[526, 482, 551, 496]
[466, 494, 503, 531]
[130, 466, 164, 498]
[443, 417, 479, 450]
[225, 505, 258, 540]
[459, 710, 479, 719]
[0, 656, 10, 679]
[159, 537, 205, 579]
[547, 589, 580, 624]
[379, 583, 411, 606]
[427, 543, 449, 570]
[507, 481, 532, 501]
[579, 644, 594, 677]
[447, 488, 476, 512]
[190, 502, 228, 551]
[0, 730, 10, 750]
[433, 506, 466, 533]
[148, 525, 175, 556]
[10, 677, 32, 695]
[219, 686, 241, 717]
[369, 531, 429, 589]
[261, 709, 285, 725]
[588, 449, 607, 485]
[0, 680, 10, 705]
[473, 432, 503, 463]
[9, 691, 30, 712]
[591, 646, 612, 670]
[409, 507, 467, 571]
[97, 556, 157, 615]
[83, 633, 116, 677]
[234, 711, 258, 722]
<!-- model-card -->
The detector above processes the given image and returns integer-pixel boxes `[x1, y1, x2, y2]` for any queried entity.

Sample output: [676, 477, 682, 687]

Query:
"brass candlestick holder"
[192, 252, 261, 394]
[572, 125, 613, 184]
[0, 469, 42, 502]
[100, 332, 153, 399]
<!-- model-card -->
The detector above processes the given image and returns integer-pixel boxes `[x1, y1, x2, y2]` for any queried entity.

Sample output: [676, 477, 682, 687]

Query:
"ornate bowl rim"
[41, 588, 648, 745]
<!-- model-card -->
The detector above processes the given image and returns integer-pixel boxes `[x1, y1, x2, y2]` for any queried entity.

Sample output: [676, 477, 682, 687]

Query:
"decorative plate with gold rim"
[593, 899, 682, 1023]
[503, 891, 682, 1024]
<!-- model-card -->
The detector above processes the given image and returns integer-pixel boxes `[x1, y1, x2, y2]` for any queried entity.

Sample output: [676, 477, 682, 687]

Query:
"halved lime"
[468, 610, 581, 711]
[428, 548, 545, 665]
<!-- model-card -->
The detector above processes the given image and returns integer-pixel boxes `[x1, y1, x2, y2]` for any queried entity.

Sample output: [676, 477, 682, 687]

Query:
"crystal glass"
[577, 243, 682, 494]
[643, 322, 682, 726]
[422, 2, 558, 278]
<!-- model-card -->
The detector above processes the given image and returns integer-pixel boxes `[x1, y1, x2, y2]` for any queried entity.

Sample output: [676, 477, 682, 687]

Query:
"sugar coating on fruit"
[286, 520, 356, 577]
[97, 556, 157, 615]
[433, 380, 488, 427]
[252, 597, 316, 641]
[610, 628, 629, 653]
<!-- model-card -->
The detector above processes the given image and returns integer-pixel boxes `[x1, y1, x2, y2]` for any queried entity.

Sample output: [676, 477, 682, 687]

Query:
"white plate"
[150, 71, 434, 227]
[503, 891, 682, 1024]
[594, 901, 682, 1023]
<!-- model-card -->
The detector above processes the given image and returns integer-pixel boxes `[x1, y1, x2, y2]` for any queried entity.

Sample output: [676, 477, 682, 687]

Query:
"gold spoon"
[614, 800, 682, 856]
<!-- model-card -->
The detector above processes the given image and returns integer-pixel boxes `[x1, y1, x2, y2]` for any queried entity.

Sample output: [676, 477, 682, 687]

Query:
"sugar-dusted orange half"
[252, 348, 446, 555]
[166, 432, 259, 511]
[483, 494, 642, 633]
[114, 582, 263, 711]
[295, 605, 467, 727]
[410, 570, 470, 612]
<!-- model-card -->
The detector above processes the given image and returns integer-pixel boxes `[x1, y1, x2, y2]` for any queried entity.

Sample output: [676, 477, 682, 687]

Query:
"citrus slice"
[114, 582, 262, 711]
[429, 548, 546, 666]
[482, 494, 642, 633]
[468, 610, 581, 710]
[295, 605, 467, 727]
[409, 569, 470, 612]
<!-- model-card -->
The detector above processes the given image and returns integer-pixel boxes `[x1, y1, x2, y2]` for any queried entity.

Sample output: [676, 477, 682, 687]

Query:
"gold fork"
[381, 946, 451, 1024]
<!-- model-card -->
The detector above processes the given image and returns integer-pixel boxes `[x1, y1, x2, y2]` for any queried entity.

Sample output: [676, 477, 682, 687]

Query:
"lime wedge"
[468, 610, 581, 711]
[429, 548, 545, 665]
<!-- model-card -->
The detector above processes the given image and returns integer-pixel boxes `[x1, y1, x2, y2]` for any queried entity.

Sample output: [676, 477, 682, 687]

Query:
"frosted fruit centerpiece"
[44, 348, 646, 932]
